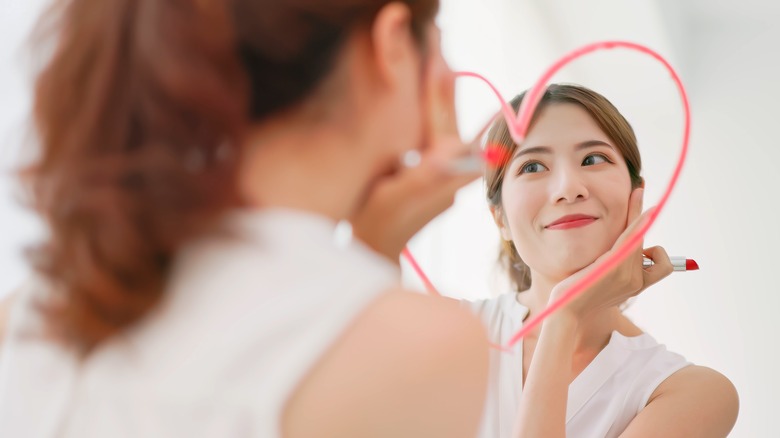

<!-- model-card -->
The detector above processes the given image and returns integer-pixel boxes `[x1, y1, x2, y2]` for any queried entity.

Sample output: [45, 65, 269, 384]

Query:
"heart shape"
[403, 41, 690, 349]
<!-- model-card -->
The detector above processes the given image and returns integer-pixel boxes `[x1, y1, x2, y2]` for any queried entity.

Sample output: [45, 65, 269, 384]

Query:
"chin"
[553, 248, 602, 276]
[560, 261, 593, 278]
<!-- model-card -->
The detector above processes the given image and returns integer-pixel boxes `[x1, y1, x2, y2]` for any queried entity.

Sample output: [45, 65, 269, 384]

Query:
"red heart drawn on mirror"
[403, 41, 690, 349]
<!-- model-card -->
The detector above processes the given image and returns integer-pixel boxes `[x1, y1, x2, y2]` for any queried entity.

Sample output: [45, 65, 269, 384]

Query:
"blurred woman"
[0, 0, 490, 436]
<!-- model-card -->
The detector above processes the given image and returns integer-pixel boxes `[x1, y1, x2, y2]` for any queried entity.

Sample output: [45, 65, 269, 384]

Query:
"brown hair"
[484, 84, 643, 292]
[23, 0, 439, 353]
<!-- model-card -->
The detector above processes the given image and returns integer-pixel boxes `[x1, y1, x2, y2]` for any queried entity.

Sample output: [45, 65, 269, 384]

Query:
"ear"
[370, 3, 417, 88]
[489, 205, 513, 241]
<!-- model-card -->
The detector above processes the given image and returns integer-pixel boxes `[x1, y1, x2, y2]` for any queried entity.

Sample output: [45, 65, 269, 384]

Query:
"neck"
[519, 274, 623, 352]
[238, 114, 389, 221]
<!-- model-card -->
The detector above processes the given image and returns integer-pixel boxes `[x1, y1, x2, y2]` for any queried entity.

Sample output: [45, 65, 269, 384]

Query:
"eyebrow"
[511, 140, 615, 163]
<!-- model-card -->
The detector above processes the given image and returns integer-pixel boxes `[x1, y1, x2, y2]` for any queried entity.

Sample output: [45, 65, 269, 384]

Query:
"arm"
[619, 366, 739, 437]
[512, 312, 578, 437]
[513, 190, 674, 437]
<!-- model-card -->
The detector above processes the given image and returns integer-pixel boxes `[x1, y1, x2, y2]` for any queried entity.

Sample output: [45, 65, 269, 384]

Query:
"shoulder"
[652, 365, 739, 419]
[622, 365, 739, 437]
[282, 288, 489, 438]
[357, 290, 489, 363]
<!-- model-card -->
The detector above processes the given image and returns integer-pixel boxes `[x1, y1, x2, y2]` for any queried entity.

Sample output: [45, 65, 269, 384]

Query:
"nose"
[550, 166, 589, 204]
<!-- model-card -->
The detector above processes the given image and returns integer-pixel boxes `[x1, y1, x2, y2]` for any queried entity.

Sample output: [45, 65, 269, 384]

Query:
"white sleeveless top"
[0, 209, 400, 437]
[463, 292, 690, 438]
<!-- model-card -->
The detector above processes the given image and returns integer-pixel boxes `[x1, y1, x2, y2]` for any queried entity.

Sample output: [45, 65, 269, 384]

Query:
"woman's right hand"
[550, 188, 674, 321]
[350, 28, 482, 262]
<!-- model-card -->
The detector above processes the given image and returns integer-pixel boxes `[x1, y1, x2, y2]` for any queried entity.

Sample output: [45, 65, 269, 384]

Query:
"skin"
[237, 4, 490, 438]
[489, 103, 739, 437]
[3, 4, 490, 438]
[2, 4, 738, 437]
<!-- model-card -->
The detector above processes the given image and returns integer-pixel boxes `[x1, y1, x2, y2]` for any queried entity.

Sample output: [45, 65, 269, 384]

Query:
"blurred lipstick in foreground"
[447, 143, 510, 173]
[643, 257, 699, 271]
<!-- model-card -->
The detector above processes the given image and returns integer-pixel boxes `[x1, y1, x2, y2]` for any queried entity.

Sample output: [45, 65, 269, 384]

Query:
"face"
[495, 103, 633, 283]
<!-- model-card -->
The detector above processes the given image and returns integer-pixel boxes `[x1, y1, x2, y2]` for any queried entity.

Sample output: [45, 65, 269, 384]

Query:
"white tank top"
[0, 209, 400, 437]
[463, 292, 690, 438]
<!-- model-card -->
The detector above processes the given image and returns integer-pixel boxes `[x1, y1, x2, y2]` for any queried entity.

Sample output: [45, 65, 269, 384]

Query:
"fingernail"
[646, 205, 658, 214]
[641, 206, 658, 224]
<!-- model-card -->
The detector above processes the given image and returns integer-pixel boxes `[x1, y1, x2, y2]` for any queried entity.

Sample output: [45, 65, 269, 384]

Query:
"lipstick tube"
[643, 256, 699, 271]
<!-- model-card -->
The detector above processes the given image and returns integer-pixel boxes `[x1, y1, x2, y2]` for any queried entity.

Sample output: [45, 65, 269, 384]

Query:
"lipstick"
[643, 256, 699, 271]
[447, 143, 511, 173]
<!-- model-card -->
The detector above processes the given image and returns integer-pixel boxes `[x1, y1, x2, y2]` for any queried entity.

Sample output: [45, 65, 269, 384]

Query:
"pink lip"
[545, 214, 598, 230]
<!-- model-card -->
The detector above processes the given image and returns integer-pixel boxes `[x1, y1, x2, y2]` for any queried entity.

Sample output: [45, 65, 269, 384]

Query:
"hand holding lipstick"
[643, 256, 698, 271]
[549, 188, 675, 320]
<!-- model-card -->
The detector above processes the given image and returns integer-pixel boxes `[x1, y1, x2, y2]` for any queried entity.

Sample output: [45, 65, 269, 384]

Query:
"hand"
[350, 37, 481, 261]
[550, 188, 674, 320]
[350, 152, 479, 262]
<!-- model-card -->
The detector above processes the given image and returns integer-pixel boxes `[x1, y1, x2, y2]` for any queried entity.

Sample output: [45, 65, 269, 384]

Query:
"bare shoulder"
[652, 365, 739, 418]
[282, 288, 489, 438]
[621, 365, 739, 437]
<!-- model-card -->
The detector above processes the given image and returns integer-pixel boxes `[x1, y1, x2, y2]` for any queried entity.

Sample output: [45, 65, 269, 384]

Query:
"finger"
[642, 245, 674, 286]
[442, 112, 504, 174]
[626, 187, 644, 227]
[412, 162, 478, 219]
[630, 188, 646, 261]
[609, 188, 645, 251]
[377, 157, 470, 220]
[611, 205, 655, 253]
[423, 55, 458, 152]
[425, 137, 469, 163]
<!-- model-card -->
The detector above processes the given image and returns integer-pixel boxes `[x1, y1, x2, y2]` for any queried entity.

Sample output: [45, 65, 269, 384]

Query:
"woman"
[464, 84, 739, 437]
[0, 0, 491, 436]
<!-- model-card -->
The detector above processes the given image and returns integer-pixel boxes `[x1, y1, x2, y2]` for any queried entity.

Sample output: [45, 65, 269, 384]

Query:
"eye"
[582, 153, 611, 166]
[519, 161, 548, 174]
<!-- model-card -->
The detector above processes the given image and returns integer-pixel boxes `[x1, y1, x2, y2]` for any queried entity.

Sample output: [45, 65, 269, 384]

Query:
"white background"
[1, 0, 777, 435]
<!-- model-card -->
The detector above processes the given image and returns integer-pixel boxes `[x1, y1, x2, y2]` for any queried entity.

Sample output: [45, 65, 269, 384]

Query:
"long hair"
[484, 84, 643, 292]
[23, 0, 438, 353]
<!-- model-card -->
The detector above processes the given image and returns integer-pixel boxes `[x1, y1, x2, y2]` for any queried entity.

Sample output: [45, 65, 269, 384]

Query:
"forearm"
[513, 312, 578, 438]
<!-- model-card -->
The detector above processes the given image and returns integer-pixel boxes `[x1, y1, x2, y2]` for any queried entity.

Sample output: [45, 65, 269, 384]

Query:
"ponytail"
[26, 0, 248, 352]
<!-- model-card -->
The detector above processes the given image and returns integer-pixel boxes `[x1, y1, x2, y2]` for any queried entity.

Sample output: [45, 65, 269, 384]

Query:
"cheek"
[598, 178, 633, 231]
[501, 181, 544, 237]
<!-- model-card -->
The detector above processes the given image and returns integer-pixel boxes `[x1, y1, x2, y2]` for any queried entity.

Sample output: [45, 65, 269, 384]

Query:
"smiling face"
[494, 103, 634, 284]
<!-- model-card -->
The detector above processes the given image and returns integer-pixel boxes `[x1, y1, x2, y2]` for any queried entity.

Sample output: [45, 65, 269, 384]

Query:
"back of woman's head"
[484, 84, 643, 292]
[25, 0, 438, 353]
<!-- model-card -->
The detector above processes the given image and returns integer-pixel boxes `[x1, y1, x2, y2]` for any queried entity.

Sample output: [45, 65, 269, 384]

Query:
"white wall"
[1, 0, 775, 435]
[0, 0, 48, 297]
